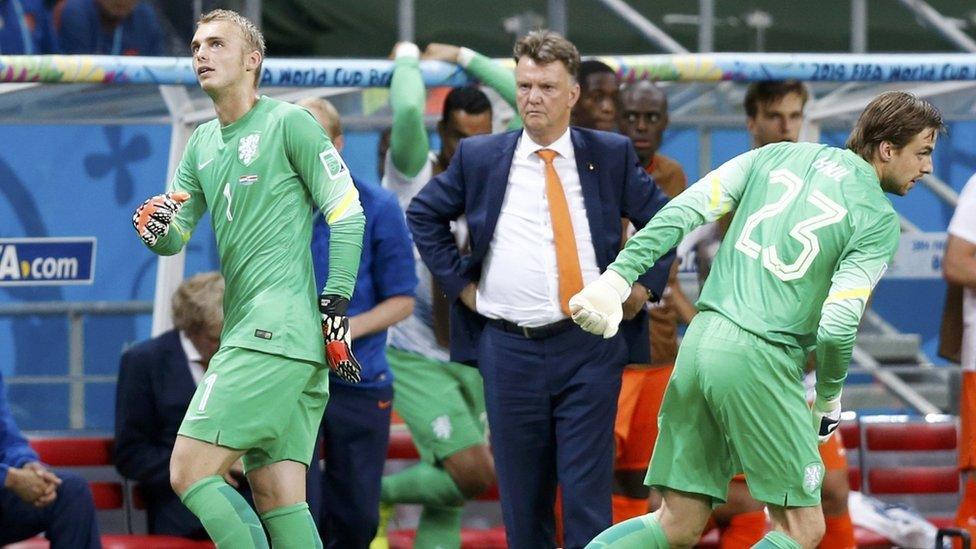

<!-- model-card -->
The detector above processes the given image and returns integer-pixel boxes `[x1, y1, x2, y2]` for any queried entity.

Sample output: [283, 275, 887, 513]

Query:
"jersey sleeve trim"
[326, 186, 361, 224]
[825, 287, 870, 304]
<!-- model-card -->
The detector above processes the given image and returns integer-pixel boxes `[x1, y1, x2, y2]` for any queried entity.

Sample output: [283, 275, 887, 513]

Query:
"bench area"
[2, 414, 962, 548]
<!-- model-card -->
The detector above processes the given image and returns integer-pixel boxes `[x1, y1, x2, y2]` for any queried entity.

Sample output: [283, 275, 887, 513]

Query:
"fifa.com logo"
[0, 238, 96, 285]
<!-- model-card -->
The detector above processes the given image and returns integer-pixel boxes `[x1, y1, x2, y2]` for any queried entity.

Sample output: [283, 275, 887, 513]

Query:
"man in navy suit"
[115, 272, 323, 538]
[406, 30, 674, 549]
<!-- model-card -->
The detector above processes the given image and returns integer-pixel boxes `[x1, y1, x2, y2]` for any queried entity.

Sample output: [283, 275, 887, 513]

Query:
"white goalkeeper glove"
[811, 394, 842, 444]
[568, 270, 631, 339]
[132, 192, 190, 247]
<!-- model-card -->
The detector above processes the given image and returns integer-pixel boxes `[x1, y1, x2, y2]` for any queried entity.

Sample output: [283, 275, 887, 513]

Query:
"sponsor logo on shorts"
[377, 400, 392, 410]
[254, 329, 273, 340]
[802, 462, 824, 494]
[431, 415, 452, 440]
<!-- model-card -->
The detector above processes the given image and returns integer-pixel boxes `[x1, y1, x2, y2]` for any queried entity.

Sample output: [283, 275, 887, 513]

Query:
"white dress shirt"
[477, 128, 601, 327]
[950, 174, 976, 371]
[178, 331, 206, 385]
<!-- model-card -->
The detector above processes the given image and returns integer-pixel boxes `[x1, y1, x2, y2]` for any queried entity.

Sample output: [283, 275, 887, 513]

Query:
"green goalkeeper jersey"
[149, 96, 365, 366]
[610, 142, 900, 400]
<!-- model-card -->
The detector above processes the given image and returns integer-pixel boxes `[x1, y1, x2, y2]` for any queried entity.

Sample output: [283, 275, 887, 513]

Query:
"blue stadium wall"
[1, 121, 973, 431]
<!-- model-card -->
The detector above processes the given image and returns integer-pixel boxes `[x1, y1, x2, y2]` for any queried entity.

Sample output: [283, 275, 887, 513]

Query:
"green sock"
[753, 531, 802, 549]
[180, 475, 268, 549]
[260, 502, 323, 549]
[415, 505, 463, 549]
[585, 513, 668, 549]
[380, 462, 465, 506]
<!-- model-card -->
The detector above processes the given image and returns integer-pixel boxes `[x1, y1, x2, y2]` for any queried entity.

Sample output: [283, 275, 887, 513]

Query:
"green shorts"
[387, 347, 487, 463]
[646, 311, 823, 508]
[177, 345, 329, 473]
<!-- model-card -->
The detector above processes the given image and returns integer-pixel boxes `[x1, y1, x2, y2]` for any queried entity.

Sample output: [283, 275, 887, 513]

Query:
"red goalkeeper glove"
[132, 192, 190, 247]
[319, 294, 362, 383]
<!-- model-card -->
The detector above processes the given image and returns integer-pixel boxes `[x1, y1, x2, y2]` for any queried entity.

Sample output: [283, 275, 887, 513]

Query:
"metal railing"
[0, 301, 153, 429]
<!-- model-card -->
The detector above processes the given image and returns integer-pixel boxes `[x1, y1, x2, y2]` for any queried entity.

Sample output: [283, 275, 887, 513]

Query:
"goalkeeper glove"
[568, 269, 631, 339]
[319, 294, 362, 383]
[132, 192, 190, 247]
[811, 394, 842, 444]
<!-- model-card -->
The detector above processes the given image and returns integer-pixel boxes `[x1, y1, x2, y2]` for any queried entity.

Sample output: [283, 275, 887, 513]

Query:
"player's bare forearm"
[348, 296, 415, 341]
[944, 234, 976, 289]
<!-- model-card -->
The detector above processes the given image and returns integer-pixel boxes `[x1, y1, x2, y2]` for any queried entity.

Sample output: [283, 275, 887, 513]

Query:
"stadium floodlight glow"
[4, 53, 976, 86]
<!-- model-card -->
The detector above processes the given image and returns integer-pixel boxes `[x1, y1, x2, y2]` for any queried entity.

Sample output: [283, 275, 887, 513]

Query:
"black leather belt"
[487, 317, 577, 340]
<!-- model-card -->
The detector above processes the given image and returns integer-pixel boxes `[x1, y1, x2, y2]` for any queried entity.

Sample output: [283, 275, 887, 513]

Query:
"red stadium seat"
[865, 422, 956, 451]
[868, 466, 960, 494]
[24, 436, 216, 547]
[839, 421, 860, 450]
[387, 428, 420, 460]
[90, 481, 126, 510]
[848, 466, 862, 491]
[29, 437, 114, 466]
[859, 416, 960, 498]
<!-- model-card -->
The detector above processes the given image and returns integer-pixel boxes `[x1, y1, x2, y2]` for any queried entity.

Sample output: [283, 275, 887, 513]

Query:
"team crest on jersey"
[802, 462, 824, 494]
[238, 132, 261, 166]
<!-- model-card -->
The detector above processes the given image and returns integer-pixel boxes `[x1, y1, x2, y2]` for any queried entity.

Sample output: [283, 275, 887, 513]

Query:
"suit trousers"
[478, 322, 625, 549]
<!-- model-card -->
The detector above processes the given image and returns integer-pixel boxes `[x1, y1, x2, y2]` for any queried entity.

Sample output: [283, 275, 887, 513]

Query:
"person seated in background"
[55, 0, 163, 55]
[0, 0, 58, 54]
[0, 372, 100, 547]
[114, 271, 245, 539]
[298, 96, 417, 548]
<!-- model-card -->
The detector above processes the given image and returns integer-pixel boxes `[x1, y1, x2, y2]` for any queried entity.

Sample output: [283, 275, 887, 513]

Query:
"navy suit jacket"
[114, 330, 207, 536]
[406, 127, 675, 365]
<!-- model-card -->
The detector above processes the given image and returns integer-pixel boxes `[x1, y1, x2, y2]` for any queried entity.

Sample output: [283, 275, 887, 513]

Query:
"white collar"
[515, 127, 573, 161]
[178, 330, 203, 364]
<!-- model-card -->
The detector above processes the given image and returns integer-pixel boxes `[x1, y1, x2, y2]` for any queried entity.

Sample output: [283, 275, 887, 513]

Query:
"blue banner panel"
[0, 237, 95, 286]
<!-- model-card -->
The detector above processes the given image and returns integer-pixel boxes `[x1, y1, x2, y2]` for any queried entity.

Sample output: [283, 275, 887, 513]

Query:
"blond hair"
[171, 272, 224, 336]
[296, 97, 343, 140]
[198, 9, 266, 87]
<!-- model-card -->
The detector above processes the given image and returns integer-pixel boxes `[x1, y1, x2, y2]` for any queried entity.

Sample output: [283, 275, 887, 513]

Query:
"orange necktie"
[537, 149, 584, 316]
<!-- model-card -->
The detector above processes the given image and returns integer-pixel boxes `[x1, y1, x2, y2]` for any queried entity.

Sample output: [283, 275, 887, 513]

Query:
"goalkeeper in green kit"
[573, 91, 943, 549]
[130, 10, 364, 549]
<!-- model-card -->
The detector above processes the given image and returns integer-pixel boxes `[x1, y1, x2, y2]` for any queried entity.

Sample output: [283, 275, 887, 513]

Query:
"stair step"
[855, 334, 920, 362]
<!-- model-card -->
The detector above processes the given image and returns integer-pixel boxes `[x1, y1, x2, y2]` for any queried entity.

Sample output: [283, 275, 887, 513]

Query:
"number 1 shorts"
[178, 345, 329, 473]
